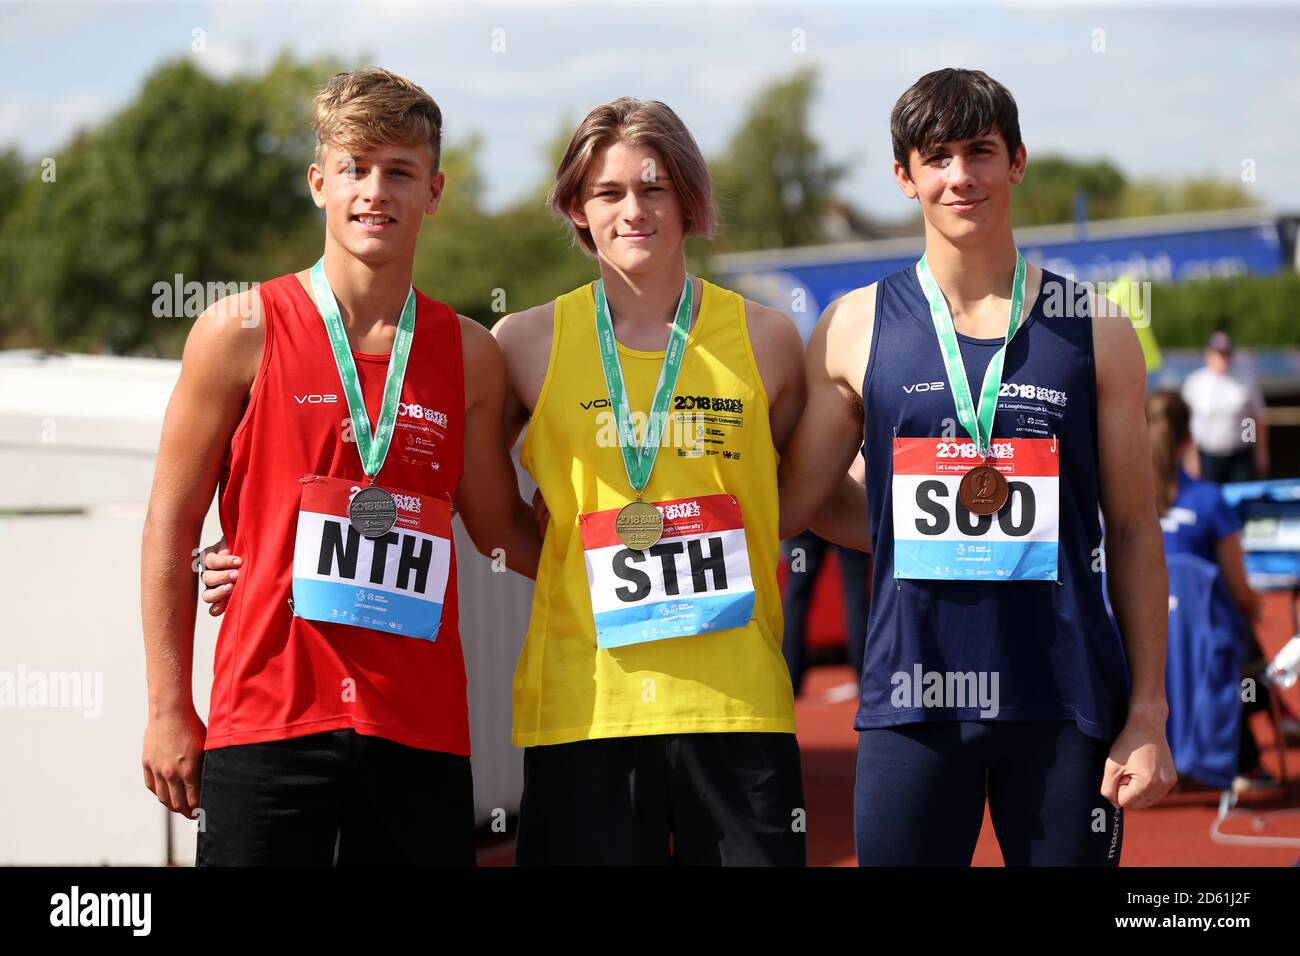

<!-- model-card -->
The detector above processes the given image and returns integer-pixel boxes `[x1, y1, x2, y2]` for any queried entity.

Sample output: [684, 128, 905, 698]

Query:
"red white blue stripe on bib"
[892, 437, 1060, 581]
[579, 493, 755, 649]
[292, 476, 452, 640]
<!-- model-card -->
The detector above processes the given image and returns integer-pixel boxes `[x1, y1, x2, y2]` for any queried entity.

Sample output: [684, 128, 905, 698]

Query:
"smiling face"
[308, 141, 444, 267]
[894, 130, 1026, 245]
[567, 139, 688, 275]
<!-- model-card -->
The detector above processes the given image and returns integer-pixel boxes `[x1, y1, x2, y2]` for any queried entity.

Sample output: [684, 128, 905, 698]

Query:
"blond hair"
[312, 67, 442, 172]
[549, 97, 716, 255]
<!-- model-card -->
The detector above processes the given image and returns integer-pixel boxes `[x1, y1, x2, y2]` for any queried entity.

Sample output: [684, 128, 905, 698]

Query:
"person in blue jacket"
[1146, 389, 1276, 792]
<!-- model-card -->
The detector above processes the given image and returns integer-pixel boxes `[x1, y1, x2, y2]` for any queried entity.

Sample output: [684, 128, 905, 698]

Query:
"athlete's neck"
[921, 226, 1020, 317]
[596, 255, 695, 342]
[318, 244, 414, 338]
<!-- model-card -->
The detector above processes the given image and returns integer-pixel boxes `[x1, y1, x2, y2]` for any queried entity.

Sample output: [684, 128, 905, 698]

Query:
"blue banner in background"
[715, 212, 1287, 343]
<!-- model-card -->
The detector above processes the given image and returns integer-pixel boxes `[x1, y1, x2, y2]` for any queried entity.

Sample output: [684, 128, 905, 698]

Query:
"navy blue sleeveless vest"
[859, 265, 1130, 742]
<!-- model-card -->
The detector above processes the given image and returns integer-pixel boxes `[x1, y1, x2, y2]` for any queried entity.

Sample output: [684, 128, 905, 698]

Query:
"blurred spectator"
[1147, 389, 1277, 792]
[1181, 331, 1269, 482]
[781, 532, 871, 698]
[782, 455, 872, 698]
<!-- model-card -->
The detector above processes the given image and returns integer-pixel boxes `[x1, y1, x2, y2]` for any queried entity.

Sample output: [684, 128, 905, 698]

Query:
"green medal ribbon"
[916, 251, 1028, 458]
[310, 256, 416, 483]
[593, 276, 693, 496]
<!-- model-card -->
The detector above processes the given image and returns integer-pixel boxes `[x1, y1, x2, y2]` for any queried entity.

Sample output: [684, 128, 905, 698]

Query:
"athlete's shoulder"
[830, 281, 879, 318]
[737, 297, 805, 403]
[178, 286, 265, 393]
[808, 282, 878, 393]
[491, 300, 555, 346]
[458, 314, 506, 368]
[187, 286, 265, 356]
[739, 296, 802, 350]
[821, 282, 878, 345]
[457, 312, 493, 347]
[1087, 286, 1145, 396]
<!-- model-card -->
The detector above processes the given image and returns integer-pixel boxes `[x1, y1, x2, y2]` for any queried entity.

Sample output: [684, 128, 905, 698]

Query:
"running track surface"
[478, 592, 1300, 866]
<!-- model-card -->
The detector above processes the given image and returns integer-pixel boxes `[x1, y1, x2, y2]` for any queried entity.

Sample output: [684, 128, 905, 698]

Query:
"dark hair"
[1145, 390, 1192, 515]
[891, 68, 1022, 176]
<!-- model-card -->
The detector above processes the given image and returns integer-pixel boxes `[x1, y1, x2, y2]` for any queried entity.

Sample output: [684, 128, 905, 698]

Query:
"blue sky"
[3, 1, 1298, 220]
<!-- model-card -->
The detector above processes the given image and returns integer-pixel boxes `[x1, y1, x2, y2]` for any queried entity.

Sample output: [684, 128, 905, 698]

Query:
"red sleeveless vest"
[207, 273, 468, 755]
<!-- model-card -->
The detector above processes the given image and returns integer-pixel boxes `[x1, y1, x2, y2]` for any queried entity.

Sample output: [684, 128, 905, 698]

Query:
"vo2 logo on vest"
[913, 480, 1036, 537]
[294, 393, 338, 405]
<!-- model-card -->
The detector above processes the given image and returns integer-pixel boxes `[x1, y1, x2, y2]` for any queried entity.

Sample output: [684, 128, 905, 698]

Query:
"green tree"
[0, 54, 349, 355]
[1118, 176, 1259, 218]
[1013, 155, 1127, 227]
[0, 148, 24, 228]
[710, 67, 846, 252]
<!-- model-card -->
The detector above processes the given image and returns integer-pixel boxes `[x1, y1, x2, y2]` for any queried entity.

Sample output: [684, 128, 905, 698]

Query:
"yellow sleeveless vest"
[514, 278, 795, 747]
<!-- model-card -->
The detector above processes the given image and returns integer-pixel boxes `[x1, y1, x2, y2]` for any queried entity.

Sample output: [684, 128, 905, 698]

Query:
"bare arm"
[454, 317, 541, 579]
[491, 303, 554, 448]
[1216, 532, 1260, 623]
[744, 300, 807, 456]
[141, 291, 262, 816]
[810, 475, 870, 551]
[1093, 296, 1177, 808]
[778, 286, 874, 546]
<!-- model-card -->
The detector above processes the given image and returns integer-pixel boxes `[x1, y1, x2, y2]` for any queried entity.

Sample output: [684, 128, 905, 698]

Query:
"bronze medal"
[349, 485, 398, 538]
[615, 499, 664, 550]
[958, 464, 1008, 516]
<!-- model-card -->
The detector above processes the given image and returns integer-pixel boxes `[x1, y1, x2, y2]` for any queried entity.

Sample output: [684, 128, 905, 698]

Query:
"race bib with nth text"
[291, 475, 452, 640]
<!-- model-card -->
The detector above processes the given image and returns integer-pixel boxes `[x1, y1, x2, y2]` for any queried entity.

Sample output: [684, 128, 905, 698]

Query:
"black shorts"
[196, 729, 475, 866]
[515, 732, 806, 866]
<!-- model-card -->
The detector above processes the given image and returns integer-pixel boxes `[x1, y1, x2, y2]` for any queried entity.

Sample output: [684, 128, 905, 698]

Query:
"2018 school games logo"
[398, 402, 448, 427]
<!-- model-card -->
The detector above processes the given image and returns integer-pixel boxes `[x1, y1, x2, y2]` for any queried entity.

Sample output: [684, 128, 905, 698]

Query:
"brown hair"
[549, 97, 716, 255]
[1146, 390, 1192, 514]
[313, 67, 442, 173]
[891, 68, 1022, 176]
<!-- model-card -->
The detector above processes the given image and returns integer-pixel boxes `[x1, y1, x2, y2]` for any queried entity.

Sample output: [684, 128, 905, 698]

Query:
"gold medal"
[958, 463, 1009, 516]
[615, 499, 664, 550]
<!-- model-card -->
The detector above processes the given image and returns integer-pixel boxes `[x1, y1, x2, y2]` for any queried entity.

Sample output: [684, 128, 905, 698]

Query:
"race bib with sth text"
[579, 493, 756, 649]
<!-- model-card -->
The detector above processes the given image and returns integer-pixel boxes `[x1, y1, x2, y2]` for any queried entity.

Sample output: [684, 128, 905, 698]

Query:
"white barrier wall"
[0, 351, 532, 864]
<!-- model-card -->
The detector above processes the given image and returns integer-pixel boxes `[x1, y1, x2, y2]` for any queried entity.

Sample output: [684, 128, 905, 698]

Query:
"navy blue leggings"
[854, 721, 1122, 866]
